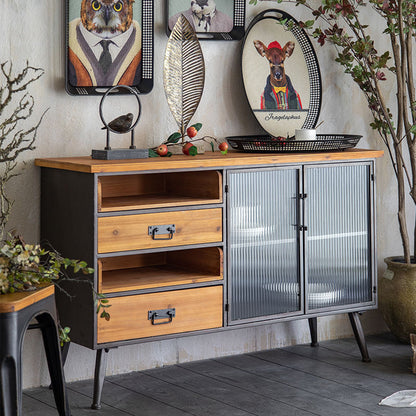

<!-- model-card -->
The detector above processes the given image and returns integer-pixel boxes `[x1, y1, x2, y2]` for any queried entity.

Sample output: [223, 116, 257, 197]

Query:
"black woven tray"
[226, 134, 361, 153]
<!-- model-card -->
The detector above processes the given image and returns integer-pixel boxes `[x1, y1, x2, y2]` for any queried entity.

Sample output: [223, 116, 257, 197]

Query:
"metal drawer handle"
[148, 224, 176, 240]
[148, 308, 176, 325]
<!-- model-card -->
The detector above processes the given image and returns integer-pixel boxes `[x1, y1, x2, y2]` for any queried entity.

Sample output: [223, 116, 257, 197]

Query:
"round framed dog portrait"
[241, 9, 321, 138]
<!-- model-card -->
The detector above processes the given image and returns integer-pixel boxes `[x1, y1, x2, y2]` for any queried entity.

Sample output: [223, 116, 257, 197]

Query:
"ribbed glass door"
[305, 164, 373, 311]
[228, 168, 301, 323]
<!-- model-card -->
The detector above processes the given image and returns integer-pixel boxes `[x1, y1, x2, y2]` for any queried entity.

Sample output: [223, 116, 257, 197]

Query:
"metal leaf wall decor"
[163, 15, 205, 140]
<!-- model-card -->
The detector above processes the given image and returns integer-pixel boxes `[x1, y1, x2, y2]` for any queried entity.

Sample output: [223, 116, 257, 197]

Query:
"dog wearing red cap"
[254, 40, 302, 110]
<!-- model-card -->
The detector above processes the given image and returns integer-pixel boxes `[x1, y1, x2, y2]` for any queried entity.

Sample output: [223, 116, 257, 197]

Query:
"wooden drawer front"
[97, 286, 223, 343]
[97, 208, 222, 253]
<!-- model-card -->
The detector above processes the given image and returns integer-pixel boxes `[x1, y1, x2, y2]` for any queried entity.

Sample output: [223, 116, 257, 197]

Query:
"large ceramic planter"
[379, 257, 416, 343]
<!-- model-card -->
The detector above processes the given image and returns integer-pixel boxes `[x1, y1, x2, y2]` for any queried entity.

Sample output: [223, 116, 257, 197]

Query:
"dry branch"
[0, 61, 46, 239]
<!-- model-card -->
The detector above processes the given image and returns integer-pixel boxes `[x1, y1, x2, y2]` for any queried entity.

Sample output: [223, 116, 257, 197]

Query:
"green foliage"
[0, 235, 110, 340]
[166, 132, 182, 143]
[96, 292, 111, 321]
[59, 326, 71, 347]
[0, 235, 94, 294]
[188, 145, 198, 156]
[148, 149, 159, 158]
[191, 123, 202, 131]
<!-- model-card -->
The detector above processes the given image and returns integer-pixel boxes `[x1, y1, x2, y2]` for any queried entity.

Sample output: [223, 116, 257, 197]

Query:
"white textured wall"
[1, 0, 398, 389]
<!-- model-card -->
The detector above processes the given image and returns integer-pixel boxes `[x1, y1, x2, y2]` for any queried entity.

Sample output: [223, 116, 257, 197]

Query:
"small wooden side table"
[0, 285, 70, 416]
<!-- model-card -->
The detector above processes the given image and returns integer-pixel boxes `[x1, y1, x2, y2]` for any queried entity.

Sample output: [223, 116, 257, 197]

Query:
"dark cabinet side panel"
[40, 167, 96, 348]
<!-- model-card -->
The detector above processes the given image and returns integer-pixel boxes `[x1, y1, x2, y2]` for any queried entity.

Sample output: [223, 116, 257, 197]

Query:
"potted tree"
[250, 0, 415, 342]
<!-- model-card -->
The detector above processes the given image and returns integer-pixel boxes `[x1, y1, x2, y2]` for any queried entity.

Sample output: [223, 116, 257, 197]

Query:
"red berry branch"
[150, 123, 229, 157]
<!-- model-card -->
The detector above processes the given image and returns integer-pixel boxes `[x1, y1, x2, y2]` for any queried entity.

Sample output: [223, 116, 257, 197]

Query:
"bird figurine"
[102, 113, 134, 133]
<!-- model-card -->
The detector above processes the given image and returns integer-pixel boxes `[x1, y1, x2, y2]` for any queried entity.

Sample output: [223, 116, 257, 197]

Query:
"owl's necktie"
[99, 40, 112, 74]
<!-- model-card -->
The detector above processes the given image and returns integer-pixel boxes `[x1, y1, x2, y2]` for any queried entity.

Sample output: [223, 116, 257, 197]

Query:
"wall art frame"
[65, 0, 154, 95]
[166, 0, 245, 40]
[241, 9, 322, 138]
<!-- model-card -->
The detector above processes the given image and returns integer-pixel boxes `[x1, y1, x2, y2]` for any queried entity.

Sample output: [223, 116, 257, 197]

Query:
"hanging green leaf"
[167, 132, 182, 143]
[189, 145, 198, 156]
[192, 123, 202, 131]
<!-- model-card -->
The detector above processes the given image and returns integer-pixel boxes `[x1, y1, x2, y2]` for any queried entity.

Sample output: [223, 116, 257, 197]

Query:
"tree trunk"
[396, 147, 411, 263]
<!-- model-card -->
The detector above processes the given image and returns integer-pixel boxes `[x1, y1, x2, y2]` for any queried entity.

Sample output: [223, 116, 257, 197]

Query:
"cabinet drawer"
[97, 286, 223, 343]
[98, 171, 222, 212]
[97, 208, 222, 253]
[98, 247, 223, 293]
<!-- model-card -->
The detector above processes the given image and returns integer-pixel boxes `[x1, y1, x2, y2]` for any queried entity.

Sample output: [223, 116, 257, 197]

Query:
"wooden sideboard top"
[35, 149, 384, 173]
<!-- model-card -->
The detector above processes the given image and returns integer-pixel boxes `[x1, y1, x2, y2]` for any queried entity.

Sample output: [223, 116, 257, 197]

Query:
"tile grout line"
[22, 392, 57, 411]
[171, 363, 321, 416]
[261, 345, 416, 389]
[107, 377, 244, 416]
[210, 356, 386, 416]
[65, 386, 136, 415]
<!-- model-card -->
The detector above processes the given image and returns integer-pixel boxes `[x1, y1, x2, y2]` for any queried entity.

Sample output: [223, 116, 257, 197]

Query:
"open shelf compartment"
[98, 247, 223, 293]
[98, 171, 223, 212]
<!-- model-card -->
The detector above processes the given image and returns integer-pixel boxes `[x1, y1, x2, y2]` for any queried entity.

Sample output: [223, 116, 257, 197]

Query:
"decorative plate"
[241, 9, 322, 138]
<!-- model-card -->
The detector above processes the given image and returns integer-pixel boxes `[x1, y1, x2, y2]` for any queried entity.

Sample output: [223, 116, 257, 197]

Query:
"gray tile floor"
[24, 333, 416, 415]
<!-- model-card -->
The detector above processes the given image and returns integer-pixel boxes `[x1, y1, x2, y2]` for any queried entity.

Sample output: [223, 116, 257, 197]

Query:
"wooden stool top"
[0, 285, 55, 313]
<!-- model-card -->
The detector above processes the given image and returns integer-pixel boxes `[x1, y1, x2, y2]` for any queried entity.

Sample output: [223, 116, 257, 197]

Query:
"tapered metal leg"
[1, 295, 70, 416]
[348, 312, 371, 362]
[0, 313, 20, 416]
[0, 354, 19, 416]
[49, 342, 70, 390]
[308, 317, 319, 347]
[91, 348, 109, 410]
[37, 313, 70, 416]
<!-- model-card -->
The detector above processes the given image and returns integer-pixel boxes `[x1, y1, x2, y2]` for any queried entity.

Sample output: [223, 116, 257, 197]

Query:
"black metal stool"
[0, 285, 70, 415]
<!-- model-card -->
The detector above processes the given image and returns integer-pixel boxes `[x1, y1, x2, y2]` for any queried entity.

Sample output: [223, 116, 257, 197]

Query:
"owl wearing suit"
[80, 0, 134, 38]
[68, 0, 142, 88]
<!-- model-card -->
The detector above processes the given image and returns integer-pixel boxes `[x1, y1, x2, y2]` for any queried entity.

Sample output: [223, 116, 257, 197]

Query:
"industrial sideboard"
[36, 148, 383, 409]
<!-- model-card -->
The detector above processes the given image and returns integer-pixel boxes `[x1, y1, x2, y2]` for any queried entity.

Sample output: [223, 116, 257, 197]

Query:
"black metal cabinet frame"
[39, 157, 377, 410]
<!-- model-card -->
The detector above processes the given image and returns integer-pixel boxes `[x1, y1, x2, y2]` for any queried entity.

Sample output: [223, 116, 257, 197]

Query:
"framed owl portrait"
[166, 0, 245, 40]
[66, 0, 153, 95]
